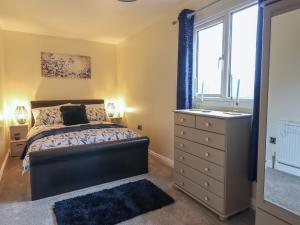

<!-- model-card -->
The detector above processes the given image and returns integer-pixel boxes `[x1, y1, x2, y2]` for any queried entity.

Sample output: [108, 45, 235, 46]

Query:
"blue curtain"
[177, 9, 195, 110]
[248, 0, 264, 181]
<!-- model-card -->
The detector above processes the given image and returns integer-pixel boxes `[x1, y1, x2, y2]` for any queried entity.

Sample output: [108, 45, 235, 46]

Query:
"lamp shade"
[15, 106, 28, 124]
[106, 103, 116, 117]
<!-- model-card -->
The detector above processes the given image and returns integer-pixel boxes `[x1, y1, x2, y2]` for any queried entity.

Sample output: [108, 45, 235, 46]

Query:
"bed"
[24, 99, 149, 200]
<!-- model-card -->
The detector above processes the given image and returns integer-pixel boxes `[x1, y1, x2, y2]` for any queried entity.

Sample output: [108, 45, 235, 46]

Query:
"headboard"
[30, 99, 105, 126]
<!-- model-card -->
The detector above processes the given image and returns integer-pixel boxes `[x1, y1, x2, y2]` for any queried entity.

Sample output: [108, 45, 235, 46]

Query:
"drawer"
[196, 116, 226, 134]
[174, 125, 226, 150]
[10, 125, 28, 140]
[175, 113, 195, 128]
[174, 173, 225, 213]
[174, 137, 225, 166]
[174, 161, 224, 198]
[175, 149, 225, 182]
[10, 141, 26, 157]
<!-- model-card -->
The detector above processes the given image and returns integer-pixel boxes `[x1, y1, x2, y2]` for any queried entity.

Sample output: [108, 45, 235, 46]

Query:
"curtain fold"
[176, 9, 195, 110]
[248, 0, 264, 181]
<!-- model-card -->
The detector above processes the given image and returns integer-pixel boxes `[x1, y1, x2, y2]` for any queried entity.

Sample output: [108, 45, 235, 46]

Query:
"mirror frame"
[257, 0, 300, 224]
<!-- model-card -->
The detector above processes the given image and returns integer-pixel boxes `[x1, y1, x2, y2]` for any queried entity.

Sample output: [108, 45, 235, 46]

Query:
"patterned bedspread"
[22, 121, 139, 172]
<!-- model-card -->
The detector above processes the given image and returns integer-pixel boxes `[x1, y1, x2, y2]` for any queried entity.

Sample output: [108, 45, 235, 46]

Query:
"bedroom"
[0, 0, 300, 225]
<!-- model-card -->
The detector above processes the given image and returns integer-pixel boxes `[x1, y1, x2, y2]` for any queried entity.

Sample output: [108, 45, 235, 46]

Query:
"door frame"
[257, 0, 300, 224]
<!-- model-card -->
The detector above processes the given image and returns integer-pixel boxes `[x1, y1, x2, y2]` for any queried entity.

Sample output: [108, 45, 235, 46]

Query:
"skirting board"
[148, 149, 174, 168]
[266, 160, 300, 177]
[0, 151, 9, 183]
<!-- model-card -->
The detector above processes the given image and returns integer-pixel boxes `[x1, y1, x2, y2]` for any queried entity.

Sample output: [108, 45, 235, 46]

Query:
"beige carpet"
[0, 156, 254, 225]
[265, 167, 300, 216]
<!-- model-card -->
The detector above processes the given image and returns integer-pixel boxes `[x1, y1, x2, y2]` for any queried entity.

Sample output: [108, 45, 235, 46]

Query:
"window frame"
[193, 0, 258, 109]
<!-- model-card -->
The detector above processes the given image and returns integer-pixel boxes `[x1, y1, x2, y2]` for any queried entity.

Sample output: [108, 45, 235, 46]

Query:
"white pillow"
[32, 103, 72, 126]
[85, 104, 107, 121]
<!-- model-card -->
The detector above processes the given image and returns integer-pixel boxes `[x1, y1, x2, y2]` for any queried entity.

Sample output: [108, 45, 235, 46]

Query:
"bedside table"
[9, 124, 28, 157]
[109, 117, 122, 125]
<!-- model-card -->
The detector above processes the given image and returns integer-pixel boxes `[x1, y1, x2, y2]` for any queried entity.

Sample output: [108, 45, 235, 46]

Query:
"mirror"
[264, 7, 300, 216]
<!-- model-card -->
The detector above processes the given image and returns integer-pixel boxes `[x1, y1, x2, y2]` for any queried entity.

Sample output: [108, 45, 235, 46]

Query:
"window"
[194, 2, 258, 106]
[230, 5, 258, 99]
[197, 22, 224, 96]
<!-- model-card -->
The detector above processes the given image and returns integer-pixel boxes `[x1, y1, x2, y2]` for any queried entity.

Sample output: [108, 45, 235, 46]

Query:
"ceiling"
[0, 0, 188, 44]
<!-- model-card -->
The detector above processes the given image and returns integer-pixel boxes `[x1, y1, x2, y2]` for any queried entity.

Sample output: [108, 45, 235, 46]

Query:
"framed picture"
[41, 52, 91, 79]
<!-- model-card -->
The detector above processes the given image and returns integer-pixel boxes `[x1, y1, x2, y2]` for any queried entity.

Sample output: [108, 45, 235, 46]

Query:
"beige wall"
[0, 30, 119, 168]
[117, 0, 253, 159]
[117, 0, 257, 203]
[117, 0, 213, 159]
[0, 27, 7, 164]
[0, 0, 253, 165]
[3, 31, 118, 121]
[117, 12, 178, 158]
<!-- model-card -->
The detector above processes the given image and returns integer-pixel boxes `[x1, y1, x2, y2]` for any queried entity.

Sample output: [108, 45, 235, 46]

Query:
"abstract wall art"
[41, 52, 91, 79]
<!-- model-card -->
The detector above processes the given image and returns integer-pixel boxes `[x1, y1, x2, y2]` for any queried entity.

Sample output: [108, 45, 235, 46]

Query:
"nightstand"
[9, 124, 28, 157]
[109, 117, 122, 125]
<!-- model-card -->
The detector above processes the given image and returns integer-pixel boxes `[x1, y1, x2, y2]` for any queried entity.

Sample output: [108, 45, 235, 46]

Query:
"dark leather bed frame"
[29, 99, 149, 200]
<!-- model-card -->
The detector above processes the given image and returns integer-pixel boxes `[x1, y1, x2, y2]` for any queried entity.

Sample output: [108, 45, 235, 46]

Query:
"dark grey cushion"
[60, 105, 89, 126]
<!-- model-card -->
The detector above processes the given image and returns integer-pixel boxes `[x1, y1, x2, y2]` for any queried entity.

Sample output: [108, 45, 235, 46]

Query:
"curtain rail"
[187, 0, 222, 18]
[260, 0, 281, 8]
[172, 0, 221, 25]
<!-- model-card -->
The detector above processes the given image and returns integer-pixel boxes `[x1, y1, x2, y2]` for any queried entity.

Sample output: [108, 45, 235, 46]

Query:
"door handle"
[218, 56, 224, 69]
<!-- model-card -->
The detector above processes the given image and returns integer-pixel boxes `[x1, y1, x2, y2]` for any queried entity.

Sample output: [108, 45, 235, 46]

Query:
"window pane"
[230, 4, 258, 99]
[197, 23, 223, 95]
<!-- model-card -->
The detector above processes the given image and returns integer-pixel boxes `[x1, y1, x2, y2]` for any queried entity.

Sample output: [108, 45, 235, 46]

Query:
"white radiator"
[277, 120, 300, 169]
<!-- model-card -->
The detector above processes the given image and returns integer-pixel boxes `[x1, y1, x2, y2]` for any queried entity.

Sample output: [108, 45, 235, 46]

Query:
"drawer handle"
[205, 137, 210, 142]
[179, 156, 185, 161]
[204, 182, 209, 187]
[204, 167, 210, 172]
[180, 143, 184, 148]
[180, 118, 185, 122]
[204, 196, 209, 202]
[205, 152, 210, 157]
[180, 131, 185, 135]
[17, 144, 24, 147]
[205, 122, 211, 127]
[180, 169, 184, 174]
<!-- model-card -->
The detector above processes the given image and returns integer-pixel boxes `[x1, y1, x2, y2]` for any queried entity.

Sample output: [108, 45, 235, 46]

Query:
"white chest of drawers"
[174, 110, 252, 220]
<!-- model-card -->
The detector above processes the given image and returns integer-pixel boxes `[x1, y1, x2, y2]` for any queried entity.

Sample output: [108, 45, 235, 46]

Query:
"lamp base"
[17, 118, 27, 125]
[108, 113, 115, 118]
